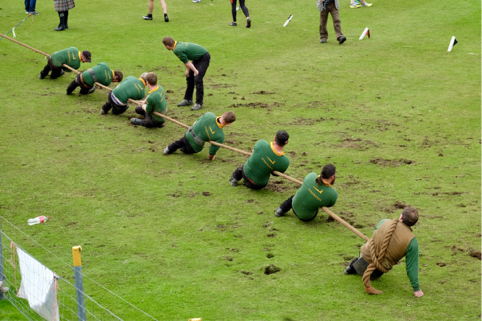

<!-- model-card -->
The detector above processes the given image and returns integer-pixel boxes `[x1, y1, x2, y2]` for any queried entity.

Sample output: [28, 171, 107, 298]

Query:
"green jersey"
[173, 41, 209, 64]
[50, 47, 82, 69]
[82, 62, 114, 86]
[292, 172, 338, 220]
[145, 85, 167, 123]
[186, 112, 225, 155]
[112, 76, 146, 104]
[243, 140, 290, 186]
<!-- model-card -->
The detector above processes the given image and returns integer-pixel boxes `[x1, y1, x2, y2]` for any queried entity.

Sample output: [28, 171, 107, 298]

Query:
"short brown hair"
[114, 71, 123, 82]
[162, 36, 175, 47]
[401, 206, 419, 226]
[146, 72, 157, 86]
[223, 111, 236, 124]
[275, 130, 289, 146]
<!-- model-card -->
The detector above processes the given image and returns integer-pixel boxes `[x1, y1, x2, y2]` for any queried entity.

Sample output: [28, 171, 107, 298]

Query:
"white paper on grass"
[17, 246, 59, 321]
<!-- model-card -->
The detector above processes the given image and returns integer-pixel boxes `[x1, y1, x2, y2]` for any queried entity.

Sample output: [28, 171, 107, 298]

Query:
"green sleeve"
[406, 237, 420, 291]
[374, 219, 387, 231]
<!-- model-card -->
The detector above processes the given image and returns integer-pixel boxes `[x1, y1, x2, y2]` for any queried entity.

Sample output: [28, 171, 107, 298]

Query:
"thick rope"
[0, 33, 369, 242]
[362, 218, 399, 294]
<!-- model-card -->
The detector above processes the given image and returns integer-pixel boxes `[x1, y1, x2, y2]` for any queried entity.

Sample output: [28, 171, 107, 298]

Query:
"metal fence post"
[72, 246, 86, 321]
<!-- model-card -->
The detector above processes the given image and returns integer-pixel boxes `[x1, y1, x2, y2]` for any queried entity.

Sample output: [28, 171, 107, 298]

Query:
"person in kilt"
[53, 0, 75, 31]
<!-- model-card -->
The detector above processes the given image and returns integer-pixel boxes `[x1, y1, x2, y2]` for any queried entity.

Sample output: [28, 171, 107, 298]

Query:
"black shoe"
[246, 18, 251, 28]
[320, 39, 327, 43]
[275, 207, 287, 217]
[229, 22, 237, 26]
[130, 118, 143, 125]
[337, 36, 346, 44]
[164, 14, 169, 22]
[143, 14, 153, 20]
[39, 72, 45, 79]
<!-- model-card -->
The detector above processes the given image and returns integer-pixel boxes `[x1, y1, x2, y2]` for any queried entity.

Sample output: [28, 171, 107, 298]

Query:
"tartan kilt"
[54, 0, 75, 12]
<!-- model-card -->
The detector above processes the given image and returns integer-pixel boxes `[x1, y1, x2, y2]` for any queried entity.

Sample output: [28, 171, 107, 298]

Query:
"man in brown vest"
[344, 206, 424, 297]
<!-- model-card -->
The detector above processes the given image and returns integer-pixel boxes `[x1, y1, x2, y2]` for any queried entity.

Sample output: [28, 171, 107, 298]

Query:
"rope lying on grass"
[0, 33, 369, 242]
[0, 13, 33, 41]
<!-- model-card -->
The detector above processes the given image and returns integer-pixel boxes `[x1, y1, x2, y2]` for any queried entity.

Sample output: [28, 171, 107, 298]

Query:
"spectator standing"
[25, 0, 39, 15]
[53, 0, 75, 31]
[317, 0, 346, 44]
[229, 0, 251, 28]
[143, 0, 169, 22]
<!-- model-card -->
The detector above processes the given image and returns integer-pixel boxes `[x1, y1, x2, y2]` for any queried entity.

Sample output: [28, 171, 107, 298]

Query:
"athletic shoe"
[177, 99, 193, 107]
[191, 103, 203, 111]
[100, 108, 107, 115]
[229, 177, 238, 186]
[39, 72, 45, 79]
[164, 14, 169, 22]
[337, 36, 347, 44]
[192, 0, 201, 3]
[143, 14, 152, 20]
[130, 118, 142, 125]
[246, 18, 251, 28]
[320, 39, 327, 43]
[88, 86, 96, 94]
[361, 2, 373, 6]
[275, 207, 287, 217]
[30, 11, 39, 15]
[350, 3, 361, 8]
[163, 146, 170, 155]
[229, 22, 237, 27]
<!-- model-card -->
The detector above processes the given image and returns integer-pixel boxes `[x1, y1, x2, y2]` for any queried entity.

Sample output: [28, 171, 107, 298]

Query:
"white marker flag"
[447, 36, 458, 52]
[283, 15, 293, 27]
[359, 27, 370, 40]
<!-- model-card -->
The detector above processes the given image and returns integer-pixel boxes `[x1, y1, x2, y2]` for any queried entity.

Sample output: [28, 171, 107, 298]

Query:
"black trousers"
[40, 59, 63, 79]
[67, 74, 93, 95]
[168, 135, 197, 154]
[232, 165, 266, 190]
[184, 52, 210, 105]
[279, 195, 319, 222]
[231, 0, 249, 21]
[134, 106, 164, 128]
[102, 92, 129, 115]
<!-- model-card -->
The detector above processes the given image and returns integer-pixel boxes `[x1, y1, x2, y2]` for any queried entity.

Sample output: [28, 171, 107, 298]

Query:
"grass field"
[0, 0, 480, 320]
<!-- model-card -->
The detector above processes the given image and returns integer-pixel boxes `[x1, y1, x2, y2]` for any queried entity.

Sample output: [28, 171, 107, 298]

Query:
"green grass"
[0, 0, 480, 320]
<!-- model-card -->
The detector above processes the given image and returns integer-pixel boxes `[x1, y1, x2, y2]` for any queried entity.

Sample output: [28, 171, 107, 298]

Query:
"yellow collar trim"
[149, 85, 159, 94]
[270, 142, 284, 156]
[318, 175, 332, 187]
[139, 78, 146, 86]
[216, 117, 225, 129]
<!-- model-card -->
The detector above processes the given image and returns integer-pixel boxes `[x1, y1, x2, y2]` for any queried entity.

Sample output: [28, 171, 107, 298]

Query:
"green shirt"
[112, 76, 146, 104]
[242, 140, 290, 186]
[292, 172, 338, 220]
[145, 85, 167, 123]
[173, 41, 208, 64]
[374, 219, 420, 291]
[50, 47, 81, 69]
[186, 112, 225, 155]
[82, 62, 114, 86]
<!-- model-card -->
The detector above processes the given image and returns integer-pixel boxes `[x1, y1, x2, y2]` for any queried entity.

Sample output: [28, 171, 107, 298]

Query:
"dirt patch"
[264, 264, 281, 275]
[267, 233, 277, 237]
[267, 253, 274, 258]
[253, 90, 276, 95]
[469, 250, 481, 260]
[265, 180, 291, 193]
[393, 201, 408, 209]
[241, 270, 253, 275]
[223, 256, 233, 261]
[202, 192, 211, 196]
[436, 262, 447, 267]
[334, 139, 378, 151]
[229, 102, 269, 108]
[292, 117, 333, 125]
[369, 158, 414, 167]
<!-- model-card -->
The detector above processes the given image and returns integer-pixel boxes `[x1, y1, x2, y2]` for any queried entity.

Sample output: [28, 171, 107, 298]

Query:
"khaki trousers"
[319, 2, 343, 40]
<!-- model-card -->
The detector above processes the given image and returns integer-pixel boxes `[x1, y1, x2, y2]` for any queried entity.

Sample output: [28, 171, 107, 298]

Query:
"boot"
[54, 12, 65, 31]
[64, 11, 69, 29]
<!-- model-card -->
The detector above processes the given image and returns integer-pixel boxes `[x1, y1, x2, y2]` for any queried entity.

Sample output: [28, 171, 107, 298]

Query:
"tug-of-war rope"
[0, 33, 369, 242]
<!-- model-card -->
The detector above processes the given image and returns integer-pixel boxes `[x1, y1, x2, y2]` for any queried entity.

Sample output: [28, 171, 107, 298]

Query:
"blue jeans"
[25, 0, 37, 12]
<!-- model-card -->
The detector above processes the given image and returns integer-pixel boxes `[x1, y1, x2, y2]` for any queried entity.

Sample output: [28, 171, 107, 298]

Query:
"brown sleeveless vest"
[360, 220, 415, 271]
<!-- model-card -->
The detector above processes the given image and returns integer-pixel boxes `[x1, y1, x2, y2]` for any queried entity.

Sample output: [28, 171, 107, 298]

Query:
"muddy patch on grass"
[265, 180, 291, 193]
[264, 264, 281, 275]
[393, 201, 409, 209]
[292, 117, 334, 125]
[469, 250, 481, 260]
[369, 158, 414, 167]
[333, 138, 378, 151]
[253, 90, 276, 95]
